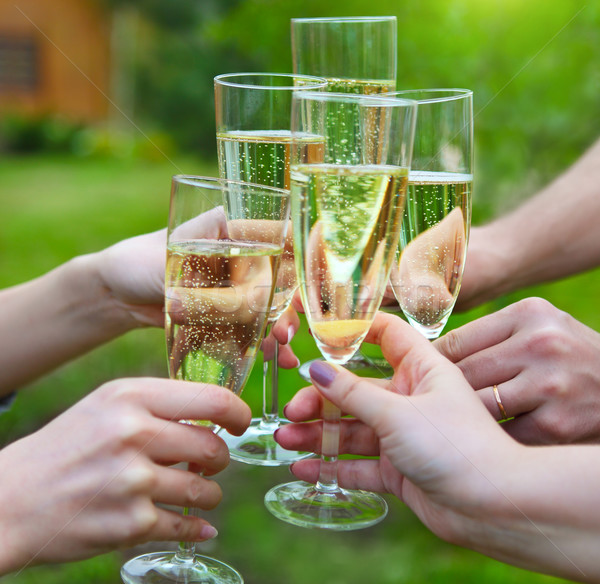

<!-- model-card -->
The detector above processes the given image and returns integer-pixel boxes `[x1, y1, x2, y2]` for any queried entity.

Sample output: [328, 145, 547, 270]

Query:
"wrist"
[67, 253, 137, 338]
[0, 448, 31, 575]
[458, 222, 517, 309]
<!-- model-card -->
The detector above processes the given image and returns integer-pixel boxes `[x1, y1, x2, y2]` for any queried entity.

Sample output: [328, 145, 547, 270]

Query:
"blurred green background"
[1, 0, 599, 583]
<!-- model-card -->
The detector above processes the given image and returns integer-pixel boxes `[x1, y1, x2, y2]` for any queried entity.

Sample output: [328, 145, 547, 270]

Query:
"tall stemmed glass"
[214, 73, 327, 465]
[121, 176, 290, 584]
[389, 89, 473, 339]
[264, 91, 416, 529]
[292, 16, 398, 379]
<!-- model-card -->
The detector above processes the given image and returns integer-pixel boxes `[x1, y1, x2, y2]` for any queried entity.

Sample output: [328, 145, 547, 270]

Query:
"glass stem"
[315, 398, 340, 492]
[175, 465, 207, 565]
[176, 505, 197, 561]
[260, 324, 280, 429]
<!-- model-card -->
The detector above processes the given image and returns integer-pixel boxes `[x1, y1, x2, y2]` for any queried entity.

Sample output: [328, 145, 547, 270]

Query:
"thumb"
[308, 361, 402, 434]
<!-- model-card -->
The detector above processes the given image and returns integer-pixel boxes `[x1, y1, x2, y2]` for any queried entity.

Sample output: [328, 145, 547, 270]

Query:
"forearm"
[457, 445, 600, 582]
[0, 254, 134, 395]
[459, 138, 600, 309]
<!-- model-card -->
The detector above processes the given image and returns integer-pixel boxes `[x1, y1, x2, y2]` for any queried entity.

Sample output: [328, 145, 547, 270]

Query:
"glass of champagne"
[214, 72, 327, 466]
[121, 176, 290, 584]
[388, 89, 473, 339]
[292, 15, 398, 379]
[264, 91, 417, 529]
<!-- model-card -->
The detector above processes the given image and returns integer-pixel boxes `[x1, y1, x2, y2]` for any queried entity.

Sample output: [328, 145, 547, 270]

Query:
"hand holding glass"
[121, 176, 289, 584]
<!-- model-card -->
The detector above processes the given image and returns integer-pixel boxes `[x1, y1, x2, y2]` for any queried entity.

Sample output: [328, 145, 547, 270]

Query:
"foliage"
[0, 113, 84, 154]
[208, 0, 600, 217]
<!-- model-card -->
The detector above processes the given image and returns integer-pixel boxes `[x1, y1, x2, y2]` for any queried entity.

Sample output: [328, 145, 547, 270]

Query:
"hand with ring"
[276, 310, 600, 581]
[435, 297, 600, 444]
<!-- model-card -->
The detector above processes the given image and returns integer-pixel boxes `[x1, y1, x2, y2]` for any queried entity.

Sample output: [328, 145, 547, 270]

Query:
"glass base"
[121, 551, 243, 584]
[298, 355, 394, 382]
[220, 418, 314, 467]
[264, 480, 388, 531]
[404, 313, 450, 340]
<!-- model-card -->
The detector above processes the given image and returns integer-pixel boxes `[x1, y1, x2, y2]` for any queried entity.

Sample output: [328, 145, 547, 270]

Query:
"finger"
[291, 458, 387, 493]
[272, 304, 300, 345]
[277, 343, 300, 369]
[363, 312, 450, 379]
[148, 506, 218, 543]
[142, 421, 230, 474]
[308, 361, 406, 437]
[275, 419, 380, 456]
[284, 378, 391, 424]
[291, 289, 305, 313]
[476, 378, 539, 422]
[283, 386, 324, 422]
[433, 306, 518, 364]
[448, 338, 523, 391]
[151, 466, 223, 510]
[109, 379, 252, 435]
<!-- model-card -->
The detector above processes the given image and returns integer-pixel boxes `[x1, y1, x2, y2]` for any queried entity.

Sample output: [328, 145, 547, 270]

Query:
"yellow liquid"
[311, 319, 371, 349]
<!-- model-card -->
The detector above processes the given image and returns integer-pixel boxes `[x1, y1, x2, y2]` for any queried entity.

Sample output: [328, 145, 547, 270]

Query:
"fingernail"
[200, 524, 218, 540]
[292, 356, 300, 369]
[273, 428, 280, 442]
[309, 360, 337, 388]
[287, 325, 295, 344]
[283, 404, 289, 418]
[289, 462, 296, 476]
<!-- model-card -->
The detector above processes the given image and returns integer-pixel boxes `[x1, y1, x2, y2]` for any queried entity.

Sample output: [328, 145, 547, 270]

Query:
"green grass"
[0, 153, 591, 584]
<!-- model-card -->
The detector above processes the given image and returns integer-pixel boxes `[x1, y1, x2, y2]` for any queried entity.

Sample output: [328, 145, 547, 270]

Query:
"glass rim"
[172, 175, 290, 198]
[214, 72, 329, 90]
[389, 88, 473, 104]
[293, 91, 417, 108]
[291, 16, 397, 24]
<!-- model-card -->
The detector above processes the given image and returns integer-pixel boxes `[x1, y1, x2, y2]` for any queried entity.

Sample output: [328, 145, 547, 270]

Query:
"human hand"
[0, 377, 251, 574]
[267, 304, 301, 369]
[435, 297, 600, 444]
[452, 223, 509, 312]
[276, 312, 517, 545]
[93, 228, 167, 328]
[389, 208, 466, 329]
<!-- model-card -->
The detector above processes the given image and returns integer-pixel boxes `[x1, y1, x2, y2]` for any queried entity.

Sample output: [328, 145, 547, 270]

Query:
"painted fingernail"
[309, 360, 337, 388]
[200, 524, 218, 540]
[288, 325, 295, 344]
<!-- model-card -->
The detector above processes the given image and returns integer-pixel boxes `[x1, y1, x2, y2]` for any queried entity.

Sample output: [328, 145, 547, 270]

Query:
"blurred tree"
[209, 0, 600, 221]
[98, 0, 599, 222]
[101, 0, 258, 156]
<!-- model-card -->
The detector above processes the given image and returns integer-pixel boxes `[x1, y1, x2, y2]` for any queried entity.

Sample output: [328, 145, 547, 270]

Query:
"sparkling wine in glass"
[264, 91, 416, 530]
[121, 176, 290, 584]
[292, 15, 398, 379]
[214, 72, 327, 466]
[388, 89, 473, 339]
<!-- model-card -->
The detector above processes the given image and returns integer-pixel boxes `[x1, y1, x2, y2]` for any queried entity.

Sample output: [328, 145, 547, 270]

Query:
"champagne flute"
[292, 15, 398, 379]
[121, 176, 290, 584]
[388, 89, 473, 339]
[264, 91, 416, 529]
[214, 72, 327, 465]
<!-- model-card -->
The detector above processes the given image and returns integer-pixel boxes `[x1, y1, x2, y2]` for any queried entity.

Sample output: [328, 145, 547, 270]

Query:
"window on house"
[0, 35, 39, 92]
